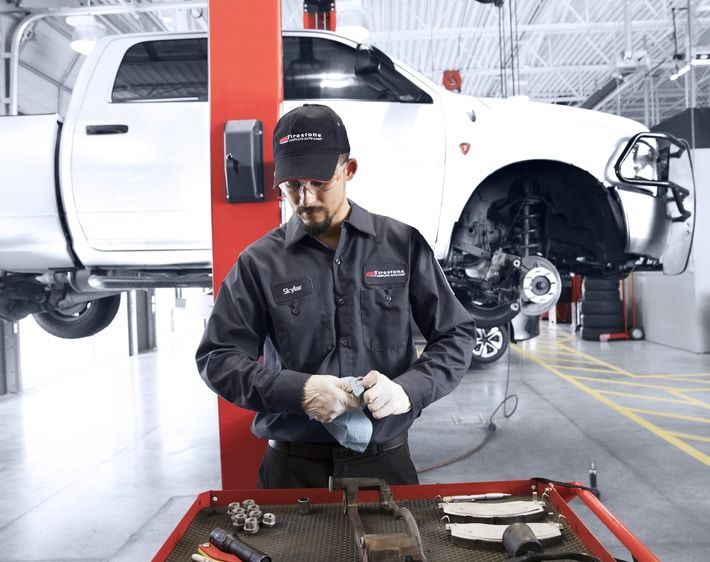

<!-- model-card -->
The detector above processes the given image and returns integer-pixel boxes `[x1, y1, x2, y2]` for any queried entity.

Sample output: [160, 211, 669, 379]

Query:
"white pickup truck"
[0, 30, 695, 341]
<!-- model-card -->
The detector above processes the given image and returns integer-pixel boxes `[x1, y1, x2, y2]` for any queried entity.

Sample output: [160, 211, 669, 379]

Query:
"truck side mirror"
[354, 46, 380, 76]
[223, 120, 265, 203]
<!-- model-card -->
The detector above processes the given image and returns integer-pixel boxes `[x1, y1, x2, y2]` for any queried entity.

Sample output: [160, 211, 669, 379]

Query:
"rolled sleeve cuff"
[394, 369, 429, 416]
[266, 369, 312, 413]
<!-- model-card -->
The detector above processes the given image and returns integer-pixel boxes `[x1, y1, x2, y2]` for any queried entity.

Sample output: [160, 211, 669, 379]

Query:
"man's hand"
[302, 375, 361, 423]
[362, 370, 412, 419]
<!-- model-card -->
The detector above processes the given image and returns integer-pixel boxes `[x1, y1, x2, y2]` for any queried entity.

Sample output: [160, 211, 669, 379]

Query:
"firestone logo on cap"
[279, 132, 323, 144]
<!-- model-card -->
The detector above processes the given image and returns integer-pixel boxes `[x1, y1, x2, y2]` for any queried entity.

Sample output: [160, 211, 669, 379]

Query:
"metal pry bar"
[329, 476, 426, 562]
[440, 493, 512, 502]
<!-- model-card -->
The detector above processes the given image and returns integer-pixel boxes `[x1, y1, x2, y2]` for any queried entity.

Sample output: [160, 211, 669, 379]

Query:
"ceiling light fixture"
[66, 1, 106, 56]
[670, 63, 691, 81]
[336, 0, 370, 44]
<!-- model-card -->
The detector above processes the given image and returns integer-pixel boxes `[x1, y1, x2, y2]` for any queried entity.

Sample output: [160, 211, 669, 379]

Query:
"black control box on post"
[224, 120, 265, 203]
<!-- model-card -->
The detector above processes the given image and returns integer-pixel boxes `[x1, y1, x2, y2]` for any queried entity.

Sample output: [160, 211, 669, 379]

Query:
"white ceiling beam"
[370, 19, 710, 42]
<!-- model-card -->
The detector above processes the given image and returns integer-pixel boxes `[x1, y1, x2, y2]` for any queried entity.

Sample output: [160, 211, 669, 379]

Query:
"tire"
[453, 286, 519, 329]
[581, 327, 617, 341]
[583, 289, 620, 302]
[581, 314, 624, 331]
[33, 294, 122, 339]
[584, 278, 620, 291]
[471, 325, 509, 364]
[581, 301, 623, 315]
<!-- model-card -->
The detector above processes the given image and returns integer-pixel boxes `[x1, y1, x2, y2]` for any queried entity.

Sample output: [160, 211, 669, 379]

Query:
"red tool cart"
[154, 478, 658, 562]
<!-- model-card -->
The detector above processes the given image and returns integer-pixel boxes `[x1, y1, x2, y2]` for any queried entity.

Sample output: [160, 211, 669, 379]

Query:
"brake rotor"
[520, 256, 561, 316]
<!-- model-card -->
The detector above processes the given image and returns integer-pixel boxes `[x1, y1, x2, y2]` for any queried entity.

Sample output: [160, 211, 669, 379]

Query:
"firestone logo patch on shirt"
[363, 263, 408, 285]
[279, 132, 323, 144]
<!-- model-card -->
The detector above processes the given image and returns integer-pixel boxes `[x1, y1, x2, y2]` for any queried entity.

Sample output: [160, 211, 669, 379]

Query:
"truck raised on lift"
[0, 30, 695, 341]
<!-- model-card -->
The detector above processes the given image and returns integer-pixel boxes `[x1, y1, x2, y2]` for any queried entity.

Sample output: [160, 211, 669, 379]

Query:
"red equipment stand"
[208, 0, 282, 489]
[155, 479, 658, 562]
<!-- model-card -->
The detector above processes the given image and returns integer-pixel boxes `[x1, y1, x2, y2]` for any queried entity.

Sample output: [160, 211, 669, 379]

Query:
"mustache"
[296, 205, 326, 214]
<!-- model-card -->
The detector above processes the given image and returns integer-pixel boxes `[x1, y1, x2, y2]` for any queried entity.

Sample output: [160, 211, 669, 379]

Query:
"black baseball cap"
[273, 104, 350, 186]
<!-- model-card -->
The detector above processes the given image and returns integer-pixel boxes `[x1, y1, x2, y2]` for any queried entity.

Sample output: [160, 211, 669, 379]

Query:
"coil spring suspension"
[510, 197, 545, 257]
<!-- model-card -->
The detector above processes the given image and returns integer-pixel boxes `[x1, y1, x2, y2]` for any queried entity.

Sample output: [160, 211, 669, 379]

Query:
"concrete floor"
[0, 322, 708, 561]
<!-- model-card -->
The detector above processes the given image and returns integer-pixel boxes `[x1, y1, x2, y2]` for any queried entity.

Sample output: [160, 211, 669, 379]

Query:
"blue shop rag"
[323, 376, 373, 453]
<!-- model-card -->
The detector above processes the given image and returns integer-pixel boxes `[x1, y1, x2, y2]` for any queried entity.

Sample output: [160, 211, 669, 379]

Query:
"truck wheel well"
[457, 160, 626, 271]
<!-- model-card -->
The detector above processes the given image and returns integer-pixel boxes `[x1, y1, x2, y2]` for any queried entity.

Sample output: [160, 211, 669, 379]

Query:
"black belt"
[268, 432, 407, 460]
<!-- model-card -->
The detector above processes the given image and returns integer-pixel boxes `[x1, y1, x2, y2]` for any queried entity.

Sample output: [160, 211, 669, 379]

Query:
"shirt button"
[340, 337, 351, 347]
[337, 297, 345, 305]
[385, 295, 392, 302]
[334, 258, 342, 265]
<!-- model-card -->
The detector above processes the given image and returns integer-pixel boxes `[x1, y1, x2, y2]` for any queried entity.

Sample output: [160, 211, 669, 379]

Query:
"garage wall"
[18, 19, 83, 116]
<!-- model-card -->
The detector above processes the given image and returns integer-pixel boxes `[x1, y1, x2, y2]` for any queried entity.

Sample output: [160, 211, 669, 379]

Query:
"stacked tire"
[581, 278, 624, 341]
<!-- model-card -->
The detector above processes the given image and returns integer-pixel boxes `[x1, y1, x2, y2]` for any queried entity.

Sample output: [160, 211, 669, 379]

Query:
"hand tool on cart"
[329, 476, 426, 562]
[440, 492, 511, 502]
[209, 528, 272, 562]
[501, 522, 601, 562]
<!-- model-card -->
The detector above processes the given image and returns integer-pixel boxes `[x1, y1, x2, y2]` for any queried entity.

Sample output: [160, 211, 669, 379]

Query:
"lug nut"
[248, 509, 262, 522]
[298, 496, 310, 515]
[244, 517, 259, 534]
[262, 513, 276, 527]
[230, 507, 246, 519]
[227, 501, 241, 514]
[242, 499, 256, 510]
[232, 513, 246, 529]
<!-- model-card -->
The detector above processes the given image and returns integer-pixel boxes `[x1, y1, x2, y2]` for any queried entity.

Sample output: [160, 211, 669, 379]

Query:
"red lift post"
[303, 0, 336, 31]
[209, 0, 282, 489]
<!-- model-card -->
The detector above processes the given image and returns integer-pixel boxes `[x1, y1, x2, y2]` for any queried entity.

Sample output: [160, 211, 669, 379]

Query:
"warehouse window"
[283, 36, 431, 103]
[112, 39, 208, 102]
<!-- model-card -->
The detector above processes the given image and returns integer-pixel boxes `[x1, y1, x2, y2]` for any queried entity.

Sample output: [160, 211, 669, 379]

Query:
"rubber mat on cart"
[166, 497, 591, 561]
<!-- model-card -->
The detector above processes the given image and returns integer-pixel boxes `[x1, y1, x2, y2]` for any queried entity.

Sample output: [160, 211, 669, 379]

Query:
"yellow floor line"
[537, 354, 607, 362]
[666, 389, 710, 410]
[638, 373, 710, 379]
[625, 407, 710, 424]
[548, 365, 620, 373]
[565, 375, 704, 392]
[667, 431, 710, 443]
[528, 347, 585, 355]
[598, 390, 692, 405]
[513, 344, 710, 468]
[680, 387, 710, 394]
[551, 341, 638, 378]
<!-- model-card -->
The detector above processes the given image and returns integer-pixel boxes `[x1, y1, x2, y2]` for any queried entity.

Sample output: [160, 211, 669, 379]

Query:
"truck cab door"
[66, 36, 210, 254]
[281, 34, 445, 246]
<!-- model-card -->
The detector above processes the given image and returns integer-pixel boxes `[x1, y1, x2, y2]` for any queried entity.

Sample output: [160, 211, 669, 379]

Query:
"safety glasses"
[278, 160, 349, 194]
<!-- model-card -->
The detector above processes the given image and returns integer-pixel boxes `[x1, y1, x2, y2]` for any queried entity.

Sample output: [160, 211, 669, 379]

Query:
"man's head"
[273, 105, 357, 236]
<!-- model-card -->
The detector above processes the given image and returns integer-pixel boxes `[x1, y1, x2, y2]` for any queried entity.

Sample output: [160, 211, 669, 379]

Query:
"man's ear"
[345, 158, 358, 180]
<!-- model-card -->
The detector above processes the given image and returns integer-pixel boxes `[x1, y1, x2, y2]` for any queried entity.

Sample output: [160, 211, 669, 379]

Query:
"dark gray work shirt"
[196, 201, 476, 444]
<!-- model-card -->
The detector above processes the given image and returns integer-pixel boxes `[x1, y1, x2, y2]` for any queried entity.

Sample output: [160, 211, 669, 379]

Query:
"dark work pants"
[257, 442, 419, 488]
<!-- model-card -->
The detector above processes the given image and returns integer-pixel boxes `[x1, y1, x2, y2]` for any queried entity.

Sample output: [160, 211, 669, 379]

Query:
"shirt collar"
[344, 200, 377, 238]
[283, 199, 377, 250]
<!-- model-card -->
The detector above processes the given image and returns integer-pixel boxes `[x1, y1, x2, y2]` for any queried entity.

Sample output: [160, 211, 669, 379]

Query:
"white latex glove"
[361, 370, 412, 419]
[301, 375, 361, 423]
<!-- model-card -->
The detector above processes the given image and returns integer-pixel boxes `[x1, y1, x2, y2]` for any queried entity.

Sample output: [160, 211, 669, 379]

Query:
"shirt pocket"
[360, 286, 410, 352]
[270, 296, 334, 370]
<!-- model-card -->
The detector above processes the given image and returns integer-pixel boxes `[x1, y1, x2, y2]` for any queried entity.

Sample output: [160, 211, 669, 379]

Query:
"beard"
[297, 206, 333, 236]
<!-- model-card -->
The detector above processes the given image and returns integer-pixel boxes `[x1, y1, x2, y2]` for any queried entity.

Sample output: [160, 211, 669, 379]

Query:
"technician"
[196, 104, 476, 488]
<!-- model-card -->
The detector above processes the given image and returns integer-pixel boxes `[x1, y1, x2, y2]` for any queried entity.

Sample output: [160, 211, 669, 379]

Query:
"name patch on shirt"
[272, 277, 314, 304]
[363, 263, 408, 285]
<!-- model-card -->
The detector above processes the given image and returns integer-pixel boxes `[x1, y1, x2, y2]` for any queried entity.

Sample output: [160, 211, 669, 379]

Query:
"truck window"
[283, 36, 431, 103]
[112, 39, 208, 102]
